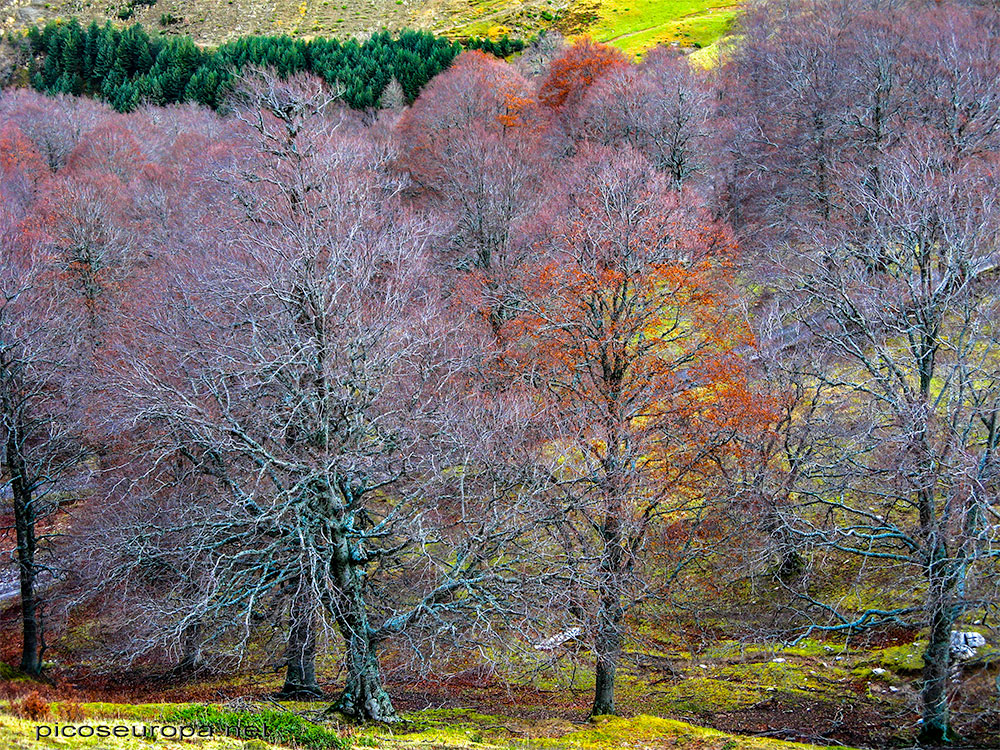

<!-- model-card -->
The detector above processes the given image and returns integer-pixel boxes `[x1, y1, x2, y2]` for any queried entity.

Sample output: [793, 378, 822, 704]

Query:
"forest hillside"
[1, 1, 999, 749]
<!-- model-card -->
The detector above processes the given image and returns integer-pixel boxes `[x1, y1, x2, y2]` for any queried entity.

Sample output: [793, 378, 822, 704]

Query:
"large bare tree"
[86, 71, 540, 720]
[0, 140, 85, 676]
[496, 147, 764, 716]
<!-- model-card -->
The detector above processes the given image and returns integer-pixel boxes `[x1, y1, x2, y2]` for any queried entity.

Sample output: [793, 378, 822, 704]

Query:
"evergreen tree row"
[23, 19, 523, 112]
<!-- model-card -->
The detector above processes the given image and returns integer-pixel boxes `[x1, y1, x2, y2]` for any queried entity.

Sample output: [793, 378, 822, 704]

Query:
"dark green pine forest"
[22, 19, 524, 111]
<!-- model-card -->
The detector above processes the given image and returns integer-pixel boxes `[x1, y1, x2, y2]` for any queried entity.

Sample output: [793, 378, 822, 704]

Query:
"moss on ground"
[870, 642, 926, 673]
[0, 705, 870, 749]
[473, 714, 856, 749]
[713, 660, 852, 697]
[0, 714, 266, 749]
[642, 676, 768, 715]
[360, 710, 866, 749]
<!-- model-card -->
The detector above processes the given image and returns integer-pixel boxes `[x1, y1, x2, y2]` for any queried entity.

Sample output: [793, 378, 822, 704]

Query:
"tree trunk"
[277, 591, 323, 699]
[592, 595, 623, 716]
[918, 569, 957, 745]
[8, 422, 42, 677]
[334, 628, 395, 722]
[591, 493, 625, 716]
[325, 539, 397, 722]
[590, 407, 629, 718]
[173, 620, 205, 675]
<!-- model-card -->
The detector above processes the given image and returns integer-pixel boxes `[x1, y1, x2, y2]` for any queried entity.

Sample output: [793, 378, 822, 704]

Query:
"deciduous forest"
[1, 1, 998, 748]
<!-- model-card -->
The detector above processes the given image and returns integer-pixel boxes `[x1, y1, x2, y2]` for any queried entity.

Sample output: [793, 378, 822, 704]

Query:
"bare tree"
[498, 147, 764, 716]
[0, 150, 85, 676]
[579, 48, 712, 189]
[399, 51, 542, 274]
[762, 135, 1000, 744]
[85, 70, 541, 720]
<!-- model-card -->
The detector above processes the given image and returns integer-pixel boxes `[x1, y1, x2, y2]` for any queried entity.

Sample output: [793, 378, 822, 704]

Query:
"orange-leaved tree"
[538, 38, 628, 113]
[497, 147, 771, 716]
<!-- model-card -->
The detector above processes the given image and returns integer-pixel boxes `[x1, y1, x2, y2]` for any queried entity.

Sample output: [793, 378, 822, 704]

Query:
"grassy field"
[0, 0, 741, 52]
[568, 0, 738, 54]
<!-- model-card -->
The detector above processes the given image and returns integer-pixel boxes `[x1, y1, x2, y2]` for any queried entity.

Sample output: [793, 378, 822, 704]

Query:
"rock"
[950, 631, 987, 661]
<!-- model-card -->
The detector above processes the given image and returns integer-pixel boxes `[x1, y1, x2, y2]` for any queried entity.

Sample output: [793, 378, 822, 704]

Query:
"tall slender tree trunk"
[915, 422, 957, 746]
[8, 418, 42, 676]
[277, 589, 323, 699]
[918, 554, 958, 746]
[592, 450, 626, 717]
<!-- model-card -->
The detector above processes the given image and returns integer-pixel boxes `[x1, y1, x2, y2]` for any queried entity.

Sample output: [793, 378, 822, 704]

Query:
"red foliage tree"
[497, 147, 769, 716]
[399, 50, 543, 273]
[538, 38, 628, 113]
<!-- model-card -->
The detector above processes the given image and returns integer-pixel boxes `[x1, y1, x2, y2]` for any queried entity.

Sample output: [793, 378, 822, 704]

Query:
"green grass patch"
[164, 705, 348, 749]
[14, 0, 738, 55]
[573, 0, 739, 54]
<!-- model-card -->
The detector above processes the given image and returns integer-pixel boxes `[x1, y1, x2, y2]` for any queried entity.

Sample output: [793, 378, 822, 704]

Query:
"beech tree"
[399, 50, 541, 274]
[0, 127, 84, 676]
[729, 3, 1000, 742]
[0, 89, 107, 172]
[579, 48, 711, 188]
[762, 137, 1000, 746]
[94, 71, 539, 720]
[497, 147, 765, 716]
[537, 38, 626, 115]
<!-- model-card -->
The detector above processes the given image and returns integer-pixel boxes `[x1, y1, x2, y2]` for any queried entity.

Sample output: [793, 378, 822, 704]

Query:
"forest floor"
[0, 0, 737, 53]
[0, 709, 867, 750]
[2, 626, 998, 748]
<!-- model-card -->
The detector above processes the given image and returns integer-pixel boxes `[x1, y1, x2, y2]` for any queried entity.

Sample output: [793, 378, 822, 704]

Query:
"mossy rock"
[851, 666, 896, 684]
[874, 642, 925, 673]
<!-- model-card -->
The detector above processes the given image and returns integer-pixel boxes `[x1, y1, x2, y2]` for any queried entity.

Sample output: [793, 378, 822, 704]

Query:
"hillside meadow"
[1, 0, 736, 52]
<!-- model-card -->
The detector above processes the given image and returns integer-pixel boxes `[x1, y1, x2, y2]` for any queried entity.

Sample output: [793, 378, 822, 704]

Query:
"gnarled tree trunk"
[326, 536, 396, 722]
[334, 626, 395, 722]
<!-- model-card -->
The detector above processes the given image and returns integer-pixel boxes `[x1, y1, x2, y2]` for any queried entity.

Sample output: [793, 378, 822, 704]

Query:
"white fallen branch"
[533, 626, 583, 651]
